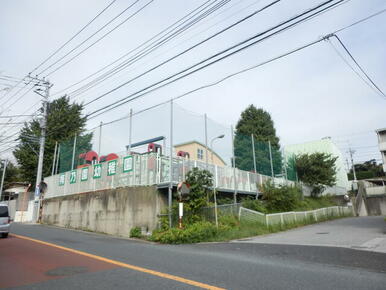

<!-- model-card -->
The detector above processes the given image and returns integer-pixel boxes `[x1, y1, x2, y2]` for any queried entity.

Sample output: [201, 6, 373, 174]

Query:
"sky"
[0, 0, 385, 168]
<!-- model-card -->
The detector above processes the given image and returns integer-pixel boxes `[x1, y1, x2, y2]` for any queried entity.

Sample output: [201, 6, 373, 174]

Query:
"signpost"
[177, 182, 190, 229]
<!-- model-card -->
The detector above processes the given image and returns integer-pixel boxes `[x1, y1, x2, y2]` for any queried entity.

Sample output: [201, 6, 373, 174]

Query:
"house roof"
[174, 140, 227, 165]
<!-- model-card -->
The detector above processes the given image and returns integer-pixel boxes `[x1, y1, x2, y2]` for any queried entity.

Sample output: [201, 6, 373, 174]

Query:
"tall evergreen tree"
[0, 161, 22, 188]
[234, 105, 282, 175]
[13, 96, 92, 183]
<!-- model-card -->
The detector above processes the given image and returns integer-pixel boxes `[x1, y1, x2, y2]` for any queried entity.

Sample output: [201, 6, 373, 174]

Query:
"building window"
[197, 148, 204, 160]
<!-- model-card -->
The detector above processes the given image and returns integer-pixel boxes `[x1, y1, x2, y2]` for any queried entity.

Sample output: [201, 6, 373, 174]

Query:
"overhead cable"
[86, 0, 343, 117]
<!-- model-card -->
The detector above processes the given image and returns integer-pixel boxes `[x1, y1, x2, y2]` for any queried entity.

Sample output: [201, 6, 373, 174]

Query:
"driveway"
[235, 216, 386, 253]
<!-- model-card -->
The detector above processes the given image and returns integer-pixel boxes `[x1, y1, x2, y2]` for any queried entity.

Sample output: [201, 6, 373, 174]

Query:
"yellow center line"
[11, 233, 225, 290]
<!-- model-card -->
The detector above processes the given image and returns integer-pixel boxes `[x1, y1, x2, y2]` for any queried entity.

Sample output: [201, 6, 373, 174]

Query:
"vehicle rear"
[0, 204, 10, 238]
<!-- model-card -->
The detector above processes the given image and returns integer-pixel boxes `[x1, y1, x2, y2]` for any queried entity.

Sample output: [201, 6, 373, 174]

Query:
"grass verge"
[149, 213, 352, 244]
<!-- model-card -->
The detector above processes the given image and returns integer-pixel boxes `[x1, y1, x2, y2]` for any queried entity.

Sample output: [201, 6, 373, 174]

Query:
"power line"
[326, 39, 383, 98]
[31, 0, 117, 73]
[88, 34, 333, 123]
[41, 0, 154, 77]
[334, 8, 386, 34]
[333, 34, 386, 98]
[51, 0, 216, 97]
[85, 3, 382, 128]
[66, 0, 233, 99]
[0, 114, 34, 118]
[86, 0, 344, 118]
[82, 0, 280, 106]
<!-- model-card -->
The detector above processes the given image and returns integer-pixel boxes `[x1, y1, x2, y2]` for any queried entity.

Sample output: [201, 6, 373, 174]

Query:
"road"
[0, 217, 385, 290]
[235, 216, 386, 253]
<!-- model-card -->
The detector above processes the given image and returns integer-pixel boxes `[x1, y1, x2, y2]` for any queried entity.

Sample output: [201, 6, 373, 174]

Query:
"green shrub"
[241, 198, 267, 213]
[262, 182, 302, 213]
[217, 197, 234, 205]
[130, 226, 142, 238]
[295, 195, 336, 211]
[150, 221, 217, 244]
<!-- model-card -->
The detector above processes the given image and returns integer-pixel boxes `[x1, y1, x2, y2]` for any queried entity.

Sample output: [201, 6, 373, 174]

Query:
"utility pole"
[32, 77, 51, 223]
[348, 148, 357, 182]
[0, 159, 8, 201]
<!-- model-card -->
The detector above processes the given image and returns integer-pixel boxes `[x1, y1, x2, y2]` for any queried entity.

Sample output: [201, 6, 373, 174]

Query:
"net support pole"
[268, 140, 274, 183]
[55, 144, 60, 174]
[71, 135, 77, 170]
[204, 113, 208, 169]
[51, 141, 58, 176]
[251, 134, 257, 173]
[168, 99, 173, 228]
[282, 148, 288, 182]
[98, 121, 103, 159]
[231, 125, 237, 203]
[128, 109, 133, 154]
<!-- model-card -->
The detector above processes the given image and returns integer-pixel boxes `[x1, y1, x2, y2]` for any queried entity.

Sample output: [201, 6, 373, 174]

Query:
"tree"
[295, 153, 338, 197]
[183, 167, 213, 223]
[348, 159, 385, 180]
[13, 96, 92, 183]
[0, 161, 22, 189]
[234, 105, 282, 175]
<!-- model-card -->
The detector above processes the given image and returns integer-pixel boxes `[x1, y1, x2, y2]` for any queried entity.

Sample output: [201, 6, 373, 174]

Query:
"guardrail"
[44, 153, 293, 199]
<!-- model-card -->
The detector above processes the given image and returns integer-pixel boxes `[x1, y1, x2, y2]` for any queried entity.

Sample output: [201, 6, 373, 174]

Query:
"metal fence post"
[168, 99, 174, 228]
[98, 121, 103, 158]
[204, 113, 208, 169]
[231, 125, 237, 203]
[71, 135, 77, 170]
[51, 141, 58, 176]
[128, 109, 133, 154]
[251, 134, 257, 173]
[55, 144, 60, 175]
[268, 140, 274, 181]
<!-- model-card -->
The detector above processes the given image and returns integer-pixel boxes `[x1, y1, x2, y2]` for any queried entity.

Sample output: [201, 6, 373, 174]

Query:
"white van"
[0, 203, 10, 238]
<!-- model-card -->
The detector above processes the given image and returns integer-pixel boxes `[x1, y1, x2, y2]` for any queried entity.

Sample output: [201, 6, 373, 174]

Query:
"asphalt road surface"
[235, 216, 386, 253]
[1, 217, 385, 290]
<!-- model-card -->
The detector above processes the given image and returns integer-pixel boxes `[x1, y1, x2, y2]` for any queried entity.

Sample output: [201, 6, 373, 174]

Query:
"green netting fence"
[234, 133, 297, 182]
[56, 134, 93, 174]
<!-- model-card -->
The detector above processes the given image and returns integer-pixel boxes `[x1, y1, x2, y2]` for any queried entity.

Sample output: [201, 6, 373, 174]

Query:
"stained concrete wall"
[365, 195, 386, 216]
[41, 186, 167, 237]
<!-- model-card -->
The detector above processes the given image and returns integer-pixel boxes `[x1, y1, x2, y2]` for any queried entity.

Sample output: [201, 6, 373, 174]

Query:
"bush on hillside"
[150, 221, 217, 244]
[262, 182, 302, 213]
[241, 198, 267, 213]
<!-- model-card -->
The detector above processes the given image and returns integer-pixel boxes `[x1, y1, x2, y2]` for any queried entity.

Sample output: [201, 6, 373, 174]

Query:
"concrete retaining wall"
[41, 186, 167, 237]
[365, 195, 386, 216]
